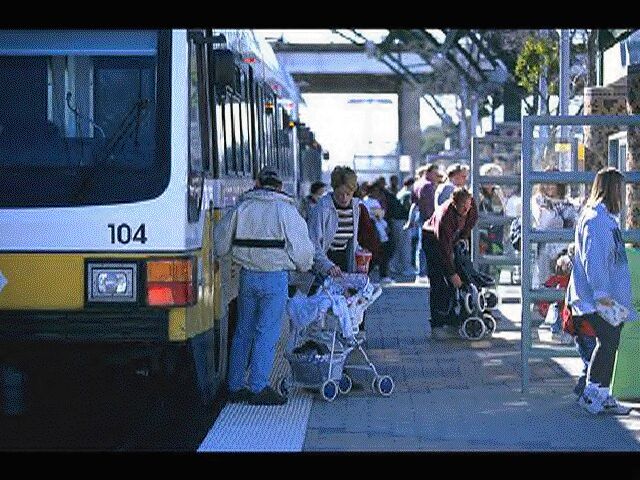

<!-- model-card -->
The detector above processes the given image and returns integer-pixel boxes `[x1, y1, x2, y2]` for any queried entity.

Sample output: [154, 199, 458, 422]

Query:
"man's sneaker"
[380, 276, 394, 284]
[227, 387, 252, 403]
[415, 275, 430, 286]
[600, 388, 632, 415]
[249, 386, 287, 406]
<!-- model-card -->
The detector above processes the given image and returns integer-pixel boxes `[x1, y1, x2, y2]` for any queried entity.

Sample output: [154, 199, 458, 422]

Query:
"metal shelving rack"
[471, 135, 522, 286]
[520, 114, 640, 393]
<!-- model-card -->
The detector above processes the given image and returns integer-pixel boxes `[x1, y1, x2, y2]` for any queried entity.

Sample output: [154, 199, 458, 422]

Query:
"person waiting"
[435, 163, 470, 208]
[299, 181, 326, 221]
[410, 163, 443, 283]
[567, 166, 634, 415]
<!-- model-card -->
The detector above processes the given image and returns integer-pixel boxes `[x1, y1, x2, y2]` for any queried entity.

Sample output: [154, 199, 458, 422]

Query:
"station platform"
[199, 281, 640, 452]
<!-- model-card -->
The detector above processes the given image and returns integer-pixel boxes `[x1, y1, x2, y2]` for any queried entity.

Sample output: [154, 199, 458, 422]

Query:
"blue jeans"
[228, 268, 288, 394]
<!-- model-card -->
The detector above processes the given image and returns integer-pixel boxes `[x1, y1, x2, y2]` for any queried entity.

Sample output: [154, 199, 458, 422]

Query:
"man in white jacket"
[214, 166, 314, 405]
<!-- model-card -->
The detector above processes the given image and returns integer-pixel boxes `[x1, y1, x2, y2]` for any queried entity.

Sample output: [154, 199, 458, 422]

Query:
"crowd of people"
[212, 161, 636, 416]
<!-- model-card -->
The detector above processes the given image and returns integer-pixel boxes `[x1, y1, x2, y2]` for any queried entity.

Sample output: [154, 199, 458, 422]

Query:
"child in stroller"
[284, 273, 394, 401]
[439, 240, 500, 340]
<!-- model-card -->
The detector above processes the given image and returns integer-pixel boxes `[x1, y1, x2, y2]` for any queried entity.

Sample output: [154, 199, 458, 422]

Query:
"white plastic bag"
[596, 301, 629, 327]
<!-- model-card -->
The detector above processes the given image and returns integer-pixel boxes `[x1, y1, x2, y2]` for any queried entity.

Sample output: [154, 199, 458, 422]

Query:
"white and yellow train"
[0, 29, 310, 409]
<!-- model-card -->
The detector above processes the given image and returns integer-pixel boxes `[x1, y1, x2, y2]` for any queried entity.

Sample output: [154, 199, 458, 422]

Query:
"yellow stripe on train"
[0, 254, 85, 310]
[0, 253, 210, 342]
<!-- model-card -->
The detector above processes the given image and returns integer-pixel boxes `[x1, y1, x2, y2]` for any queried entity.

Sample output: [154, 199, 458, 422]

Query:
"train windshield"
[0, 30, 171, 208]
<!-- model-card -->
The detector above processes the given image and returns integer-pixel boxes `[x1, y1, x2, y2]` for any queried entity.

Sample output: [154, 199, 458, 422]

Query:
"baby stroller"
[440, 241, 500, 340]
[283, 273, 394, 401]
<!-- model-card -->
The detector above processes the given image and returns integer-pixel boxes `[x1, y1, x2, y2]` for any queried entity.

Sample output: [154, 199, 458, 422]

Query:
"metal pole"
[559, 30, 570, 117]
[471, 137, 479, 266]
[521, 116, 534, 394]
[559, 30, 571, 170]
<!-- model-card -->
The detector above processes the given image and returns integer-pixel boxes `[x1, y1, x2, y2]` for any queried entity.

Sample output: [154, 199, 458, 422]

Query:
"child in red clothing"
[536, 250, 571, 322]
[561, 303, 597, 396]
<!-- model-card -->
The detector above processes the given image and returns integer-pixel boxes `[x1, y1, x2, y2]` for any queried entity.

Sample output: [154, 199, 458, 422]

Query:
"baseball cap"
[257, 166, 282, 187]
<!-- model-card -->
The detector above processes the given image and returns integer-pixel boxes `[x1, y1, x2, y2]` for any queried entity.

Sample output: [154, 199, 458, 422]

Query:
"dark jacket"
[357, 203, 383, 263]
[423, 198, 478, 276]
[382, 188, 409, 221]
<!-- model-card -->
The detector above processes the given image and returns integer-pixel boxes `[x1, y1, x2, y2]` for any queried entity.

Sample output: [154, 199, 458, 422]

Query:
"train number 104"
[108, 223, 147, 244]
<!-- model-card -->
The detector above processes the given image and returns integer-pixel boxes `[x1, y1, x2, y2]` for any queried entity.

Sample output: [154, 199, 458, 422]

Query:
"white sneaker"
[600, 387, 632, 415]
[380, 277, 394, 284]
[415, 275, 430, 286]
[578, 383, 604, 414]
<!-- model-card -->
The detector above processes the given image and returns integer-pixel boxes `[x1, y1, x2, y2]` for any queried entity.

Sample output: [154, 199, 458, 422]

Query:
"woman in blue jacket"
[566, 166, 635, 415]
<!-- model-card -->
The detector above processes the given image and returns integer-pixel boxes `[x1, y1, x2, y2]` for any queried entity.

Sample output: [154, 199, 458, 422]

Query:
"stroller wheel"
[461, 316, 486, 340]
[278, 376, 291, 397]
[321, 379, 338, 402]
[482, 313, 497, 338]
[482, 290, 499, 309]
[338, 374, 353, 394]
[476, 286, 487, 312]
[463, 292, 474, 315]
[375, 375, 394, 397]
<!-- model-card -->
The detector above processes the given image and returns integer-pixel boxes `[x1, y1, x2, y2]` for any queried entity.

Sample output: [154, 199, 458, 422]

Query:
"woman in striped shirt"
[307, 166, 361, 277]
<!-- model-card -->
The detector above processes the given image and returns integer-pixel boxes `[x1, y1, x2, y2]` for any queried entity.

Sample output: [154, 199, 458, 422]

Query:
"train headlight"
[97, 272, 128, 294]
[87, 263, 137, 303]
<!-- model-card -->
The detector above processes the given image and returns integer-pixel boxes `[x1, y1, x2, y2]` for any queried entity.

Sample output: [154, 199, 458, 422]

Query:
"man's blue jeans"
[228, 268, 288, 394]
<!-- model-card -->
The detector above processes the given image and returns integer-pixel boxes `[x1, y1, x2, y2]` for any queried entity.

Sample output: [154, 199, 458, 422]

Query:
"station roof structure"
[266, 29, 636, 125]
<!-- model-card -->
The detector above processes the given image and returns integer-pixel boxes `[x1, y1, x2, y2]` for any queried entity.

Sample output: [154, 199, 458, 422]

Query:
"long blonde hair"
[585, 166, 624, 214]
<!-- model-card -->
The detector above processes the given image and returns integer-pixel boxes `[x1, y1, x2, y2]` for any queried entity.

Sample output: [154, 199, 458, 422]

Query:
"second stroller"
[437, 241, 500, 340]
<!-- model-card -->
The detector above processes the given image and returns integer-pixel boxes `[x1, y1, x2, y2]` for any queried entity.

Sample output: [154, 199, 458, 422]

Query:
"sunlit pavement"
[301, 281, 640, 451]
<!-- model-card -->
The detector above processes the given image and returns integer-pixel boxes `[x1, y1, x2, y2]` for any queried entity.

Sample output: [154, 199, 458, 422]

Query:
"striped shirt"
[330, 202, 354, 251]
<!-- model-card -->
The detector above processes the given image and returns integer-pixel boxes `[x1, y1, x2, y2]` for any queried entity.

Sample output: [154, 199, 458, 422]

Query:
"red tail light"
[146, 258, 196, 307]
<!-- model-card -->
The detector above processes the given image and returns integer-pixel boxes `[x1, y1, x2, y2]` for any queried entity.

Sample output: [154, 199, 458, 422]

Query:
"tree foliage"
[421, 125, 446, 156]
[514, 36, 559, 96]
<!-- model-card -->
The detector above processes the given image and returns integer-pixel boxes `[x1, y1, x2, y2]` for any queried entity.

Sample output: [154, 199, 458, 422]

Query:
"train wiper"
[71, 98, 149, 204]
[96, 98, 150, 164]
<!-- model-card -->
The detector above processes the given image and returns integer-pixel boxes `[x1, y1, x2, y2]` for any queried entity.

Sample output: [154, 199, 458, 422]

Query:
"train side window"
[196, 38, 211, 174]
[232, 97, 243, 174]
[239, 70, 251, 175]
[276, 105, 284, 172]
[232, 66, 244, 175]
[209, 85, 223, 178]
[228, 88, 239, 174]
[187, 35, 204, 222]
[269, 93, 277, 168]
[223, 92, 233, 175]
[264, 91, 272, 168]
[246, 66, 258, 176]
[256, 84, 266, 172]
